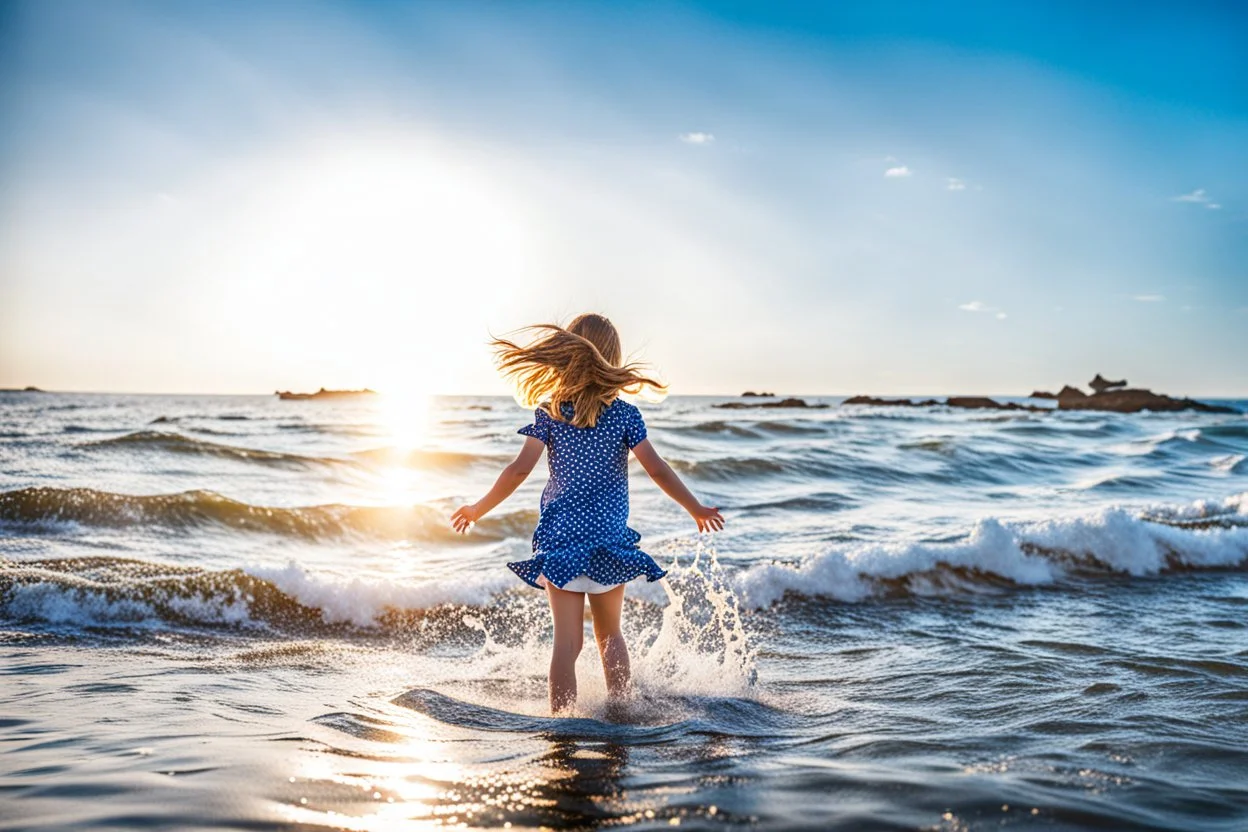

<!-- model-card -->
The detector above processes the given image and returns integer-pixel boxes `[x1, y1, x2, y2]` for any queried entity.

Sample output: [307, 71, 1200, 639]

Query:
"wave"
[735, 492, 1248, 607]
[0, 556, 518, 633]
[0, 487, 537, 543]
[665, 420, 832, 440]
[5, 494, 1246, 637]
[666, 421, 764, 439]
[82, 431, 346, 468]
[351, 446, 511, 470]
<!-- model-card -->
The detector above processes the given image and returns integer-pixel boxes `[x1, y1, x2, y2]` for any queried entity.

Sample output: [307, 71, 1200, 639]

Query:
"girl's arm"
[452, 437, 545, 533]
[630, 438, 724, 532]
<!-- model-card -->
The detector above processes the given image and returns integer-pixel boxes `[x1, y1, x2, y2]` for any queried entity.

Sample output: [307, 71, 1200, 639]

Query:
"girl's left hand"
[691, 504, 725, 533]
[451, 504, 480, 534]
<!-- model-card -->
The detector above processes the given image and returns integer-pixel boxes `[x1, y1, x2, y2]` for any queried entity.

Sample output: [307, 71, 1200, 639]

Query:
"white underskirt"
[537, 574, 622, 594]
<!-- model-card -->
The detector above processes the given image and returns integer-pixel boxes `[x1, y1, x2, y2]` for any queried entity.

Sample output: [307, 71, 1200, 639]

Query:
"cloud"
[884, 165, 911, 178]
[946, 178, 966, 190]
[679, 132, 714, 145]
[1133, 294, 1165, 302]
[1174, 188, 1220, 209]
[959, 300, 1006, 319]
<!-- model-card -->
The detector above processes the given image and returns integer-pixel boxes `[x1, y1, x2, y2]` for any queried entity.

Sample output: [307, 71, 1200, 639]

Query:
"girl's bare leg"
[546, 584, 586, 713]
[588, 585, 631, 698]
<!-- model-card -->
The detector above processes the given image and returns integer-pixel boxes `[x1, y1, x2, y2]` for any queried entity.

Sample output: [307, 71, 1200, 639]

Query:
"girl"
[452, 313, 724, 714]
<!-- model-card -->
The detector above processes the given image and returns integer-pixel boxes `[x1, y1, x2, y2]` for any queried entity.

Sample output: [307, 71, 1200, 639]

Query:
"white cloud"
[885, 165, 911, 178]
[1174, 188, 1209, 203]
[1133, 294, 1165, 302]
[1207, 203, 1222, 210]
[946, 178, 966, 190]
[959, 300, 1006, 319]
[679, 132, 715, 145]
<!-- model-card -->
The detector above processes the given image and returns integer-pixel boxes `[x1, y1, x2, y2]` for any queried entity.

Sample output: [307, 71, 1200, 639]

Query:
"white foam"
[733, 496, 1248, 608]
[3, 583, 256, 628]
[247, 561, 518, 627]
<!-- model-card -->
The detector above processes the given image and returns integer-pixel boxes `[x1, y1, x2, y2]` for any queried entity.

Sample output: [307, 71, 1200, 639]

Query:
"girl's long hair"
[492, 313, 666, 428]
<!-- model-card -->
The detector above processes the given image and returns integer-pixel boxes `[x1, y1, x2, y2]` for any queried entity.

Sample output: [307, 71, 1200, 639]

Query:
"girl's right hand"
[451, 504, 480, 534]
[691, 504, 724, 533]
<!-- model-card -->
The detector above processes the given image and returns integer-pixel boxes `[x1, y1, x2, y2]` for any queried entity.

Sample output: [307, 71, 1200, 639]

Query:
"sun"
[377, 384, 435, 452]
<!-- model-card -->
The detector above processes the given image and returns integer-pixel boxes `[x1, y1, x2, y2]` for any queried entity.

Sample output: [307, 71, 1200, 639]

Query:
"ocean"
[2, 391, 1246, 831]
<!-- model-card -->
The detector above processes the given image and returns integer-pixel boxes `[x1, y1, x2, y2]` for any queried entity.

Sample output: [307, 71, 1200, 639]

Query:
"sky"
[1, 0, 1245, 397]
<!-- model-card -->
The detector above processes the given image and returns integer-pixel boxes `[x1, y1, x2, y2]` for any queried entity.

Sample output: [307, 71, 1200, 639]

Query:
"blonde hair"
[492, 313, 666, 428]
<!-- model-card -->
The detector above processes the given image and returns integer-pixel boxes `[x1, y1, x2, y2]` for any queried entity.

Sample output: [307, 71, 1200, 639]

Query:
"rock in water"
[1059, 388, 1234, 414]
[1089, 374, 1127, 394]
[716, 397, 828, 409]
[1057, 385, 1087, 403]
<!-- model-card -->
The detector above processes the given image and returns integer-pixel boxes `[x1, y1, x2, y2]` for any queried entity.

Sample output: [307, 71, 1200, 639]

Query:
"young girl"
[451, 313, 724, 714]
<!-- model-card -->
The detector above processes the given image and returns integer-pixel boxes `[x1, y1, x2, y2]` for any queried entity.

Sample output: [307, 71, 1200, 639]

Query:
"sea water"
[2, 392, 1246, 830]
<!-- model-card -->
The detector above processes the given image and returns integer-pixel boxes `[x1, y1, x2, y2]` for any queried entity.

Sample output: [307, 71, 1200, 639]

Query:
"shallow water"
[2, 391, 1247, 830]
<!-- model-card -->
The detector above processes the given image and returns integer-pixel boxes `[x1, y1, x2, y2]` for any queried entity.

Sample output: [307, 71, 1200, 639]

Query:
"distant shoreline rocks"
[843, 395, 1044, 412]
[716, 397, 829, 409]
[0, 386, 44, 393]
[841, 373, 1236, 414]
[276, 388, 377, 401]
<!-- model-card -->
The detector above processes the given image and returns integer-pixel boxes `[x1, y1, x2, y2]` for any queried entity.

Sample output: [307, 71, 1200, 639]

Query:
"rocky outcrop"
[1056, 385, 1087, 403]
[276, 388, 377, 401]
[741, 391, 775, 397]
[1089, 374, 1127, 394]
[716, 397, 828, 409]
[843, 378, 1235, 414]
[842, 395, 940, 407]
[947, 397, 1043, 412]
[842, 395, 1042, 412]
[1029, 390, 1057, 399]
[1059, 388, 1234, 414]
[0, 386, 44, 393]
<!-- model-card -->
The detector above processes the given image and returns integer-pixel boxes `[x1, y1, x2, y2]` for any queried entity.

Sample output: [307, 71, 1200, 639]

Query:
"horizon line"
[4, 388, 1248, 400]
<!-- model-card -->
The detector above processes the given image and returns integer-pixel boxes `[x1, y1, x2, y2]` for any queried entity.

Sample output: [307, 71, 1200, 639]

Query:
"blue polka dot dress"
[507, 399, 667, 591]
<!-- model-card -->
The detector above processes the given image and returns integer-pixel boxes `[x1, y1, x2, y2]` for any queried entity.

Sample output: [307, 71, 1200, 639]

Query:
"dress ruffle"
[507, 542, 667, 590]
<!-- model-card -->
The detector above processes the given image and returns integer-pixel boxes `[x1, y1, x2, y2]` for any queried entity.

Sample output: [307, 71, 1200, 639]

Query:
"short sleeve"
[624, 404, 648, 449]
[518, 408, 552, 445]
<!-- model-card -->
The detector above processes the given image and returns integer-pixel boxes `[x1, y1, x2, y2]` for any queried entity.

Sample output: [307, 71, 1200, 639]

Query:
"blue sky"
[1, 0, 1245, 395]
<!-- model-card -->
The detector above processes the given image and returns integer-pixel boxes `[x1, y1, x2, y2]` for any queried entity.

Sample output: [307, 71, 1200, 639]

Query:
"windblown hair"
[492, 313, 666, 428]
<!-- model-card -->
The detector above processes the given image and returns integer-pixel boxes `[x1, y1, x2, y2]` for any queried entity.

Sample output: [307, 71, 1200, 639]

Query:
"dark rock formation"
[0, 386, 44, 393]
[1058, 388, 1234, 414]
[741, 391, 775, 397]
[1089, 374, 1128, 394]
[276, 387, 377, 401]
[1029, 390, 1057, 399]
[842, 395, 940, 407]
[715, 397, 828, 409]
[947, 397, 1044, 412]
[843, 379, 1234, 414]
[842, 395, 1043, 412]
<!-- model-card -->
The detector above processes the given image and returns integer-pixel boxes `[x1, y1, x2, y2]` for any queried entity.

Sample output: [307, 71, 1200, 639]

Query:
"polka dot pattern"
[507, 398, 667, 591]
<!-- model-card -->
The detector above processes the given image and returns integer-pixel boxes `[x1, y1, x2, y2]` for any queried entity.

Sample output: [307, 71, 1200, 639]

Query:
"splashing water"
[420, 539, 758, 721]
[631, 538, 757, 697]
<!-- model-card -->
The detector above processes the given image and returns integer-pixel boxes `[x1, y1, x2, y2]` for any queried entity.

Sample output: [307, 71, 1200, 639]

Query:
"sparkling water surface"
[2, 391, 1246, 830]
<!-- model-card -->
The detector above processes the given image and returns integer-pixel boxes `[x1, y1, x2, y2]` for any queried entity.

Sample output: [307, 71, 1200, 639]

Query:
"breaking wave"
[0, 487, 537, 542]
[3, 494, 1246, 636]
[82, 430, 347, 468]
[735, 492, 1248, 607]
